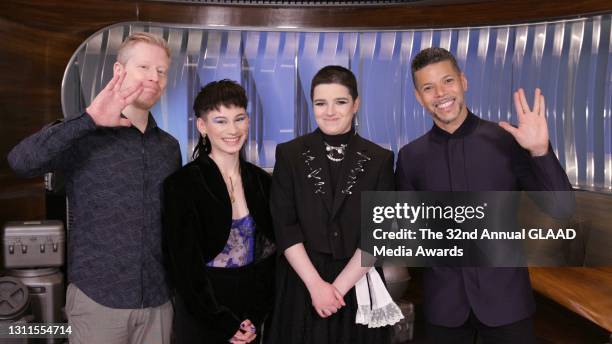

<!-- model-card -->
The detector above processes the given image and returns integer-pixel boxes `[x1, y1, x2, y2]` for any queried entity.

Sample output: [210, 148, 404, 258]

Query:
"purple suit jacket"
[395, 112, 572, 327]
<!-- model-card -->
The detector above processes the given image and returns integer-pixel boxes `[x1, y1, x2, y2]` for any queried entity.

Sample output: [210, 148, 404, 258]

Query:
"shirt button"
[333, 232, 338, 237]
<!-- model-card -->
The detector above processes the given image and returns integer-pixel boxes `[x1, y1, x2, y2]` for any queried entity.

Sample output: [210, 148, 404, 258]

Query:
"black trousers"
[426, 311, 535, 344]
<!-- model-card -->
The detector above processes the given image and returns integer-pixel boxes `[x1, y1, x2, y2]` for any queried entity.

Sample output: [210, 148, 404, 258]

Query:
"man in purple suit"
[395, 47, 572, 343]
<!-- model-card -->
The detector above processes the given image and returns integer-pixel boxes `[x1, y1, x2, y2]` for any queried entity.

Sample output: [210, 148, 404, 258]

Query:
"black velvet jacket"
[162, 154, 275, 339]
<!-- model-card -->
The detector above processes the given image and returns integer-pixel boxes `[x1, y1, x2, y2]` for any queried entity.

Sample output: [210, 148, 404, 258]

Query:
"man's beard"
[432, 101, 465, 125]
[134, 94, 160, 111]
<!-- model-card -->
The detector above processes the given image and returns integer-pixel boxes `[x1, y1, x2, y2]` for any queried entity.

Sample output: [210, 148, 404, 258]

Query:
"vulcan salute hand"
[499, 88, 550, 157]
[85, 71, 143, 127]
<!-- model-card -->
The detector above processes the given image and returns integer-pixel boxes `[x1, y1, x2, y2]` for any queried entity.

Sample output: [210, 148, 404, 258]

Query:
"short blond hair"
[117, 32, 171, 64]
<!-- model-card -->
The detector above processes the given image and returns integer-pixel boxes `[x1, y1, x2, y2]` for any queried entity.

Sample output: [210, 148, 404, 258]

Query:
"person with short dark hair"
[162, 79, 276, 344]
[266, 65, 399, 344]
[7, 32, 180, 344]
[395, 47, 573, 343]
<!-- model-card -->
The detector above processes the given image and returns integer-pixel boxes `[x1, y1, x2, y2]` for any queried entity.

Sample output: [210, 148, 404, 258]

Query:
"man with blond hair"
[8, 32, 180, 343]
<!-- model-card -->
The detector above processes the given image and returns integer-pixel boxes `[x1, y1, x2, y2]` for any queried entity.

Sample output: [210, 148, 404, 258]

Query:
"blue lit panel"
[62, 15, 612, 191]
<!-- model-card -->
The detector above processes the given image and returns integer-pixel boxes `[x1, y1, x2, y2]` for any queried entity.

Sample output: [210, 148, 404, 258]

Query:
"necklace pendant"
[323, 141, 347, 162]
[326, 153, 344, 162]
[228, 175, 236, 204]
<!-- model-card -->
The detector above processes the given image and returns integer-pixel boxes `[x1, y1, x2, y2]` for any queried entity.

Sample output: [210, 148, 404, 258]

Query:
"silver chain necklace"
[324, 142, 347, 162]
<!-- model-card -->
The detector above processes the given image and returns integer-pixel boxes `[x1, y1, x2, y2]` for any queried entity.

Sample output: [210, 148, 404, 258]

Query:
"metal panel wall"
[62, 15, 612, 191]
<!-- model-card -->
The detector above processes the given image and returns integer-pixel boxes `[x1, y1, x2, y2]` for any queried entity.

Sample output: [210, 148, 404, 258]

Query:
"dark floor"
[400, 298, 610, 344]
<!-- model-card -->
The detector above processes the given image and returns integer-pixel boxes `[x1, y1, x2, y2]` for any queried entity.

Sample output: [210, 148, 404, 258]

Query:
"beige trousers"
[65, 284, 172, 344]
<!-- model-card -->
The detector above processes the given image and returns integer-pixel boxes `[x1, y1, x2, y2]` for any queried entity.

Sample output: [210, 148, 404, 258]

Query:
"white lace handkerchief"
[355, 267, 404, 328]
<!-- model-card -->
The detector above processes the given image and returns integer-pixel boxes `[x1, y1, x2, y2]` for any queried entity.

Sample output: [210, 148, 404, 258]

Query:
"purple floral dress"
[207, 215, 255, 268]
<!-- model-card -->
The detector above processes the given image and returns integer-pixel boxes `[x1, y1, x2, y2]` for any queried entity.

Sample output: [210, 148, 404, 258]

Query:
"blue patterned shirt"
[8, 112, 181, 309]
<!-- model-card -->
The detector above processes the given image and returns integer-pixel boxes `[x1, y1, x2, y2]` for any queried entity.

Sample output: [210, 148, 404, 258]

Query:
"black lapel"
[302, 131, 333, 214]
[331, 134, 372, 218]
[193, 154, 231, 206]
[190, 154, 233, 262]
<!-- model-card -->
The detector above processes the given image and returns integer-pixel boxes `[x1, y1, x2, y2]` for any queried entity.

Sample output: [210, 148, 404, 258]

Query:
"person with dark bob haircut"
[162, 79, 276, 343]
[266, 66, 402, 344]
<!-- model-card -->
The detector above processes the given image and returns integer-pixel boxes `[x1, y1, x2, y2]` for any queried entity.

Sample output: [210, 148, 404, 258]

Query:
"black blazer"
[162, 155, 275, 338]
[271, 129, 394, 259]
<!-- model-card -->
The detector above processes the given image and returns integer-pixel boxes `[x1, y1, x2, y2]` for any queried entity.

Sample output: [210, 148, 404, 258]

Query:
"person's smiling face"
[114, 42, 170, 111]
[197, 105, 249, 156]
[413, 60, 469, 133]
[313, 83, 360, 135]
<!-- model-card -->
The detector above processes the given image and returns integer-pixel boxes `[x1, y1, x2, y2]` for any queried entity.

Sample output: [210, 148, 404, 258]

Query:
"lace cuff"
[354, 267, 404, 328]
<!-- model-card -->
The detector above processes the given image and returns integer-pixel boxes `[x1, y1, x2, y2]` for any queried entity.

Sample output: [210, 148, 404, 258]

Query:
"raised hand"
[499, 88, 550, 157]
[229, 319, 257, 344]
[308, 279, 346, 318]
[85, 71, 143, 127]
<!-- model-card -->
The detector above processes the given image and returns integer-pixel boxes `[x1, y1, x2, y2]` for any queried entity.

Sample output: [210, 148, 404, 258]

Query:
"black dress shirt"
[395, 111, 573, 327]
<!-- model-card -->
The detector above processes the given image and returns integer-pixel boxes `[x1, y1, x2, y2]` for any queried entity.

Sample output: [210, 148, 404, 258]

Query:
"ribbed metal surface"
[62, 15, 612, 192]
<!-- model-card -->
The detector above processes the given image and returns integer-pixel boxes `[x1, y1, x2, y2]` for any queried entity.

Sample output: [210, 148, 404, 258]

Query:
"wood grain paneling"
[137, 1, 612, 29]
[0, 1, 136, 225]
[0, 1, 135, 34]
[0, 177, 45, 222]
[533, 292, 610, 344]
[530, 267, 612, 332]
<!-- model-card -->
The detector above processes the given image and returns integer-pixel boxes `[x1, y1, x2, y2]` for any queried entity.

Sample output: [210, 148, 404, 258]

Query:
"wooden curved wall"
[1, 0, 611, 221]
